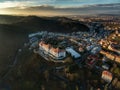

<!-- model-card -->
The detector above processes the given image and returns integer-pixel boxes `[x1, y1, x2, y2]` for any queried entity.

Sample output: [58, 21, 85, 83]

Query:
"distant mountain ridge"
[0, 15, 89, 33]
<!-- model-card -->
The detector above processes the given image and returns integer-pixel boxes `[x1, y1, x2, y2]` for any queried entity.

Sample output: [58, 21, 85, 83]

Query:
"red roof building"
[39, 41, 66, 59]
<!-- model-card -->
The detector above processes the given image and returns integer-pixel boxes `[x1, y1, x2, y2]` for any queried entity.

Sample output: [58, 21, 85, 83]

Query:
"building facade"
[39, 41, 66, 59]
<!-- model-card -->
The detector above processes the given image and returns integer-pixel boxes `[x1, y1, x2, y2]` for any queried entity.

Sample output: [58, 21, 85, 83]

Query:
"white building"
[66, 47, 81, 59]
[50, 47, 66, 58]
[39, 41, 66, 59]
[91, 46, 101, 54]
[86, 45, 94, 51]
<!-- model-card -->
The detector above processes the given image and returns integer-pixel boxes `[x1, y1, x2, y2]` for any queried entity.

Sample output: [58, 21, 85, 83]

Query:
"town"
[0, 0, 120, 89]
[28, 21, 120, 90]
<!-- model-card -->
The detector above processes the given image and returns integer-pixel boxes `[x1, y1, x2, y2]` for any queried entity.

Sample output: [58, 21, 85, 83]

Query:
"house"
[101, 70, 113, 83]
[79, 47, 84, 52]
[86, 55, 98, 67]
[91, 46, 101, 54]
[86, 45, 94, 51]
[102, 64, 110, 70]
[29, 37, 38, 43]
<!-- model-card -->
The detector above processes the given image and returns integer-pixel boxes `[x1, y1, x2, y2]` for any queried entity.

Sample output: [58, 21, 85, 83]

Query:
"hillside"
[0, 15, 90, 89]
[0, 15, 89, 78]
[0, 15, 89, 33]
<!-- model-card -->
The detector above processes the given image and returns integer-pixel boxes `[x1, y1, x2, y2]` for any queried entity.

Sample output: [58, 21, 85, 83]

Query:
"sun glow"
[0, 1, 33, 15]
[0, 1, 33, 9]
[0, 1, 18, 8]
[0, 10, 10, 14]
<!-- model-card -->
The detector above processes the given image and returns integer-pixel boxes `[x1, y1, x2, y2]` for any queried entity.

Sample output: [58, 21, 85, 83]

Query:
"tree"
[44, 70, 49, 82]
[114, 67, 120, 76]
[61, 81, 67, 90]
[115, 81, 120, 89]
[64, 57, 73, 63]
[75, 85, 79, 90]
[41, 85, 46, 90]
[69, 74, 75, 81]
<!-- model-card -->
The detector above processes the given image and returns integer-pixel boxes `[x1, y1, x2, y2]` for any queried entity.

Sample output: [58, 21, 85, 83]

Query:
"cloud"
[0, 1, 34, 9]
[0, 3, 120, 16]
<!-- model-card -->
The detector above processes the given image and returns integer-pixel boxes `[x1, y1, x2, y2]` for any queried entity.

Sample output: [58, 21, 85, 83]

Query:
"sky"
[0, 0, 120, 16]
